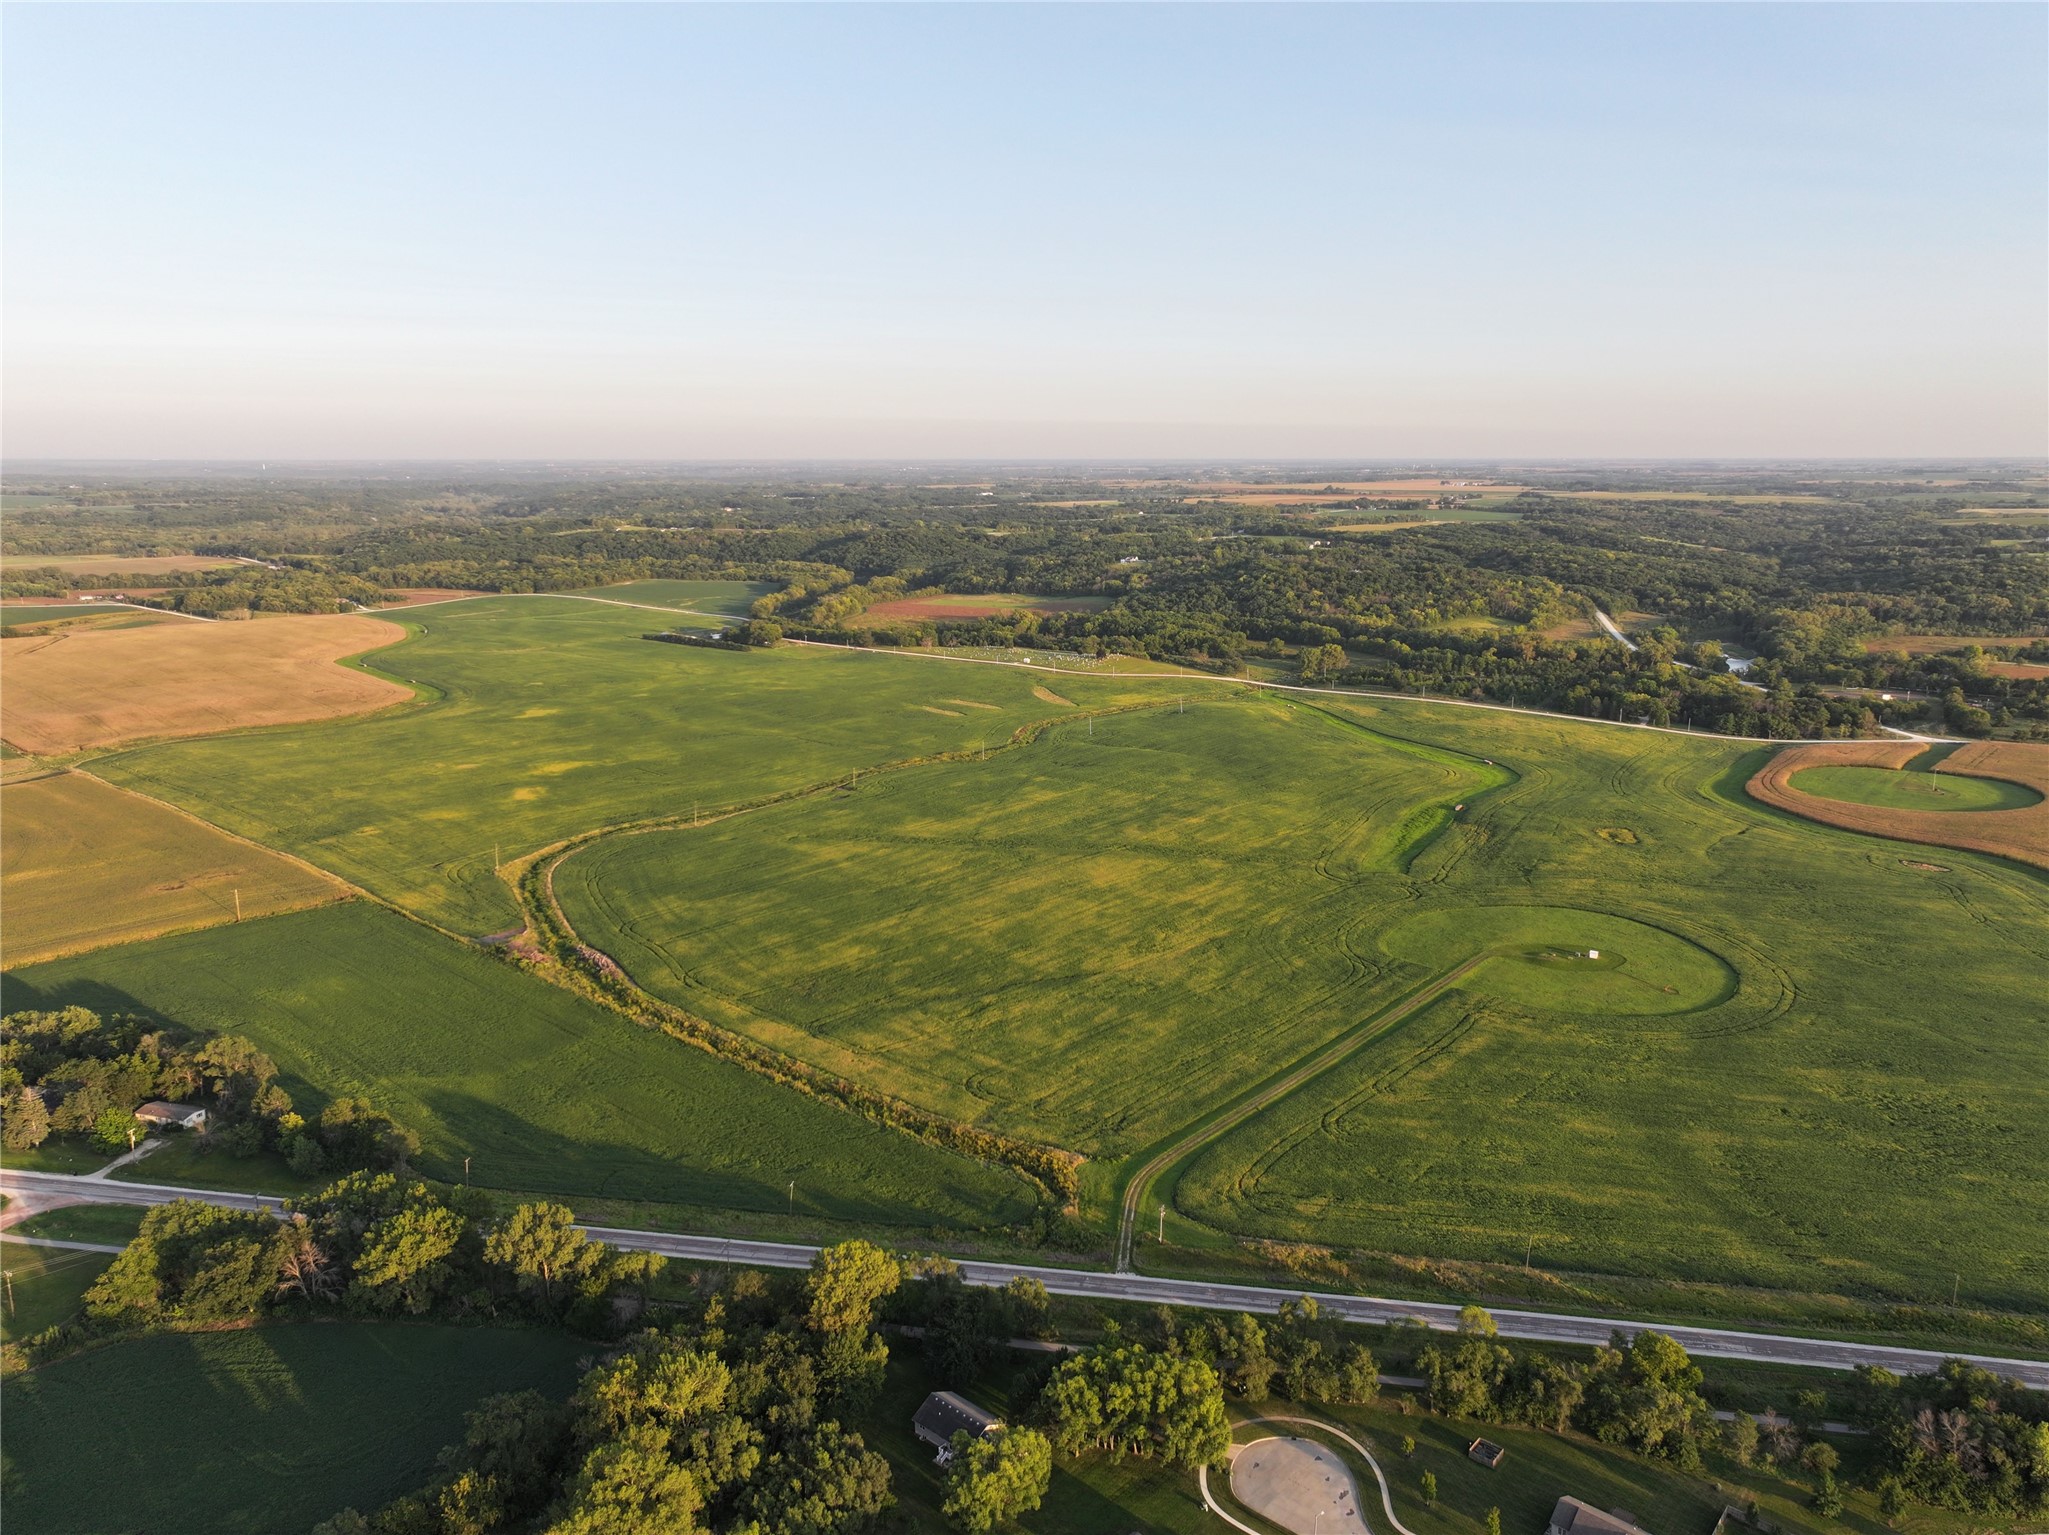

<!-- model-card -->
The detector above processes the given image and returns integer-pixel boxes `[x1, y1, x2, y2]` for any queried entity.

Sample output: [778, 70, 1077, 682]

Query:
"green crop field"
[1791, 764, 2042, 812]
[7, 901, 1036, 1231]
[1, 769, 345, 964]
[90, 596, 1165, 932]
[0, 1323, 586, 1534]
[557, 697, 1496, 1154]
[566, 577, 774, 615]
[556, 689, 2049, 1312]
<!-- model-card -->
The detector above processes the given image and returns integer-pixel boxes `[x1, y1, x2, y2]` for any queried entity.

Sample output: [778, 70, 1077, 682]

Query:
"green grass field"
[0, 1240, 116, 1342]
[0, 1323, 587, 1533]
[560, 689, 2049, 1312]
[1, 770, 345, 964]
[91, 596, 1165, 933]
[11, 1204, 148, 1245]
[1791, 764, 2042, 811]
[7, 901, 1036, 1232]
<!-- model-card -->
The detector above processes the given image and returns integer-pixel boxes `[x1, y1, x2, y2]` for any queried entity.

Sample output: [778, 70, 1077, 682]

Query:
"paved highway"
[7, 1167, 2042, 1389]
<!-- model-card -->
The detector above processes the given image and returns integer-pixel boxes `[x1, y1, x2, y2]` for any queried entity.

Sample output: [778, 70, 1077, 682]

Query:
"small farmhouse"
[1546, 1496, 1654, 1535]
[134, 1100, 208, 1130]
[911, 1391, 1001, 1464]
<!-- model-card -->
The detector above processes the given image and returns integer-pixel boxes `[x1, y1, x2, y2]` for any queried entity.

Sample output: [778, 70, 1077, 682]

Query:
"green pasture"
[1790, 764, 2041, 811]
[557, 697, 1495, 1155]
[91, 596, 1168, 932]
[6, 901, 1036, 1231]
[0, 1240, 115, 1342]
[0, 1323, 586, 1534]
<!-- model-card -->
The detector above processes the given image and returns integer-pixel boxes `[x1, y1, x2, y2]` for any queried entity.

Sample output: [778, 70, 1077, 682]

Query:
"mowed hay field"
[558, 698, 1500, 1154]
[1, 771, 346, 963]
[0, 611, 410, 754]
[0, 1324, 587, 1534]
[93, 597, 1175, 933]
[564, 692, 2049, 1311]
[6, 901, 1034, 1229]
[1748, 740, 2049, 870]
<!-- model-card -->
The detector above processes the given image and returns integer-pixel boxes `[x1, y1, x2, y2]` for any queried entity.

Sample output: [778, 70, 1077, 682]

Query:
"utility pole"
[463, 1156, 471, 1186]
[788, 1181, 795, 1216]
[1158, 1204, 1166, 1243]
[1525, 1235, 1534, 1271]
[1953, 1273, 1960, 1306]
[3, 1270, 12, 1317]
[233, 888, 242, 922]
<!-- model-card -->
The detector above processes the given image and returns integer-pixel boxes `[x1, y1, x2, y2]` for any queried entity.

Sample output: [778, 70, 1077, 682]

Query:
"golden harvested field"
[0, 554, 239, 577]
[0, 771, 348, 963]
[1747, 740, 2049, 870]
[0, 612, 409, 754]
[1861, 633, 2049, 655]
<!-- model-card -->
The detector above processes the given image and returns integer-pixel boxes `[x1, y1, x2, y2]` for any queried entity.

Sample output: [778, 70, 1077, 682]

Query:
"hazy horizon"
[5, 2, 2044, 461]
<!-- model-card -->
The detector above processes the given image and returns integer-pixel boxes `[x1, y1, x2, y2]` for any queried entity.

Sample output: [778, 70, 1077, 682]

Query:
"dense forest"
[6, 464, 2046, 739]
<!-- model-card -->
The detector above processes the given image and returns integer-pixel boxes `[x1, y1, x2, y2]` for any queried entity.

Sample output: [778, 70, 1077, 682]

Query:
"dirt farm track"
[1747, 739, 2049, 870]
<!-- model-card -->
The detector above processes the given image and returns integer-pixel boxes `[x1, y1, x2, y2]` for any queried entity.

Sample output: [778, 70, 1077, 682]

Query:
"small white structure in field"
[1586, 949, 1600, 960]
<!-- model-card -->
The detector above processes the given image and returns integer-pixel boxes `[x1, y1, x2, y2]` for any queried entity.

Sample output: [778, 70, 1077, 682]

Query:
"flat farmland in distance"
[0, 770, 347, 963]
[6, 901, 1034, 1229]
[558, 698, 1496, 1154]
[0, 611, 410, 754]
[563, 690, 2049, 1311]
[0, 1324, 587, 1535]
[92, 598, 1177, 932]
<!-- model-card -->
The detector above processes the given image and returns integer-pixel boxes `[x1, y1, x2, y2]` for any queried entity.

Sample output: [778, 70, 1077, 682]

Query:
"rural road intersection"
[6, 1166, 2043, 1391]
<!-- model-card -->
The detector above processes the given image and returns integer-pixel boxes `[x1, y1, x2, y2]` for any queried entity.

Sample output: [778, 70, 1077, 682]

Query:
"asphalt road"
[8, 1166, 2042, 1390]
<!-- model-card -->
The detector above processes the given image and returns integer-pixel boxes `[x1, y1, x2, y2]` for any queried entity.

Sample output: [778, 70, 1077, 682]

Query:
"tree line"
[2, 1006, 415, 1179]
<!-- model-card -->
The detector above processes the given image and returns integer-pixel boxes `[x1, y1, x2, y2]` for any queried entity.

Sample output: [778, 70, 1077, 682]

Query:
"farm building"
[1546, 1496, 1654, 1535]
[911, 1391, 1001, 1464]
[1467, 1437, 1506, 1469]
[134, 1100, 208, 1130]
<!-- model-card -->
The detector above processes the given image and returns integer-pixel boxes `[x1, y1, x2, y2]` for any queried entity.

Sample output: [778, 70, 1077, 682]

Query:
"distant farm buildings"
[911, 1391, 1001, 1464]
[134, 1101, 208, 1130]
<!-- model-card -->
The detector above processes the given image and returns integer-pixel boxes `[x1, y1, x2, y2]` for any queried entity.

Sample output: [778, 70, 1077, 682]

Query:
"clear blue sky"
[5, 2, 2043, 460]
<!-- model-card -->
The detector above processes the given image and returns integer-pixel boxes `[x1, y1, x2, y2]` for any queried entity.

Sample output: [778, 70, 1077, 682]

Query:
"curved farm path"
[1115, 955, 1489, 1272]
[1202, 1415, 1420, 1535]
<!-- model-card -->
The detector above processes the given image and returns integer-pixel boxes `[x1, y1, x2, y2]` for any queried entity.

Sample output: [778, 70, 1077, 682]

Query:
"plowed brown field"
[1748, 740, 2049, 870]
[0, 613, 410, 754]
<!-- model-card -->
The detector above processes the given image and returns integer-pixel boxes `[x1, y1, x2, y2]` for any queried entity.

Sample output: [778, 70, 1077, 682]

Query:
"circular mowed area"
[1382, 905, 1736, 1015]
[1229, 1436, 1364, 1535]
[1789, 764, 2041, 813]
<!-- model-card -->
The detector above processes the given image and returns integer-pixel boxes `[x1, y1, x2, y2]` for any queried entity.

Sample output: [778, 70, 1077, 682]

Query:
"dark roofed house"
[1546, 1497, 1654, 1535]
[912, 1391, 1001, 1464]
[1467, 1437, 1506, 1469]
[134, 1101, 208, 1130]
